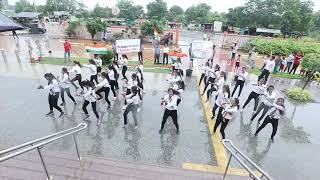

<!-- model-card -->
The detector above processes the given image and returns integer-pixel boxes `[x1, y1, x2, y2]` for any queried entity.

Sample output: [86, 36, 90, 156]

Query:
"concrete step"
[0, 150, 246, 180]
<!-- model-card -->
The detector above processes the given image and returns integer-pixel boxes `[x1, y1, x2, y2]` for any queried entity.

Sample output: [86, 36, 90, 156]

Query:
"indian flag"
[154, 28, 161, 41]
[85, 44, 108, 55]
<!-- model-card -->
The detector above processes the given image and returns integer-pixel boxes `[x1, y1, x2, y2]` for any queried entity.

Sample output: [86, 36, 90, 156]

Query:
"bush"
[100, 50, 114, 65]
[244, 38, 320, 56]
[66, 21, 80, 37]
[286, 88, 312, 102]
[140, 19, 164, 36]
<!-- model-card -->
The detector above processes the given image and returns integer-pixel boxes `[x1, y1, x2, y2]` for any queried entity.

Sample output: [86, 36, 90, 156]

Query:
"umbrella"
[0, 12, 24, 32]
[85, 44, 108, 55]
[168, 51, 188, 58]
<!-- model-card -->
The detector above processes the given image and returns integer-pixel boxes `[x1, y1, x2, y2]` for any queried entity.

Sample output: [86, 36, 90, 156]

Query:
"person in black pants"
[199, 62, 209, 86]
[242, 79, 266, 111]
[59, 67, 76, 106]
[258, 56, 275, 82]
[108, 65, 118, 99]
[255, 98, 285, 142]
[163, 44, 169, 65]
[202, 64, 220, 95]
[251, 85, 275, 123]
[112, 42, 118, 61]
[95, 72, 111, 108]
[232, 67, 248, 97]
[121, 54, 128, 80]
[154, 46, 160, 64]
[81, 80, 100, 125]
[213, 98, 239, 139]
[70, 61, 83, 90]
[38, 73, 64, 118]
[159, 88, 180, 134]
[138, 43, 143, 62]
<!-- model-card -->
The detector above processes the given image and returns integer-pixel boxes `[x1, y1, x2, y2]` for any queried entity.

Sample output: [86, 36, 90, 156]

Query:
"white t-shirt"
[163, 94, 178, 110]
[70, 65, 82, 74]
[59, 73, 71, 89]
[262, 91, 276, 106]
[108, 70, 116, 81]
[83, 64, 97, 76]
[83, 87, 97, 102]
[264, 60, 275, 71]
[237, 70, 248, 81]
[216, 90, 230, 107]
[126, 93, 140, 105]
[222, 105, 238, 120]
[96, 78, 110, 89]
[163, 47, 169, 53]
[44, 79, 60, 94]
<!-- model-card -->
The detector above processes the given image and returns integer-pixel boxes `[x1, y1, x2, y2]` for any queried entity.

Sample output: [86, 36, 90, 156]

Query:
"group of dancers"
[38, 53, 185, 134]
[199, 57, 286, 142]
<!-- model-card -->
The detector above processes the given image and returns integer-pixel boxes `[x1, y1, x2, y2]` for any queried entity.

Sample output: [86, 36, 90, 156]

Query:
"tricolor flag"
[153, 28, 161, 41]
[85, 44, 108, 55]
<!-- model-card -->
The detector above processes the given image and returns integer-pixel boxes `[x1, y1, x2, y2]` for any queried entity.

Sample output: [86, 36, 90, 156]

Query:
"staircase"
[0, 151, 247, 180]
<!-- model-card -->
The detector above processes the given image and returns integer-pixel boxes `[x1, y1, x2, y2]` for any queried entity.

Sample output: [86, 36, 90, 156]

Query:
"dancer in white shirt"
[242, 78, 266, 111]
[159, 88, 180, 134]
[255, 98, 285, 142]
[93, 55, 102, 74]
[70, 61, 83, 90]
[81, 80, 100, 125]
[38, 73, 64, 117]
[231, 66, 248, 97]
[123, 86, 140, 129]
[120, 54, 129, 80]
[211, 85, 230, 119]
[213, 98, 239, 139]
[107, 65, 118, 99]
[95, 72, 111, 108]
[83, 59, 98, 85]
[59, 67, 76, 106]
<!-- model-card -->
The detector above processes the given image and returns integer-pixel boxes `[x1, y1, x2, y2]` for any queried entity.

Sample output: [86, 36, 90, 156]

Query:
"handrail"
[0, 123, 87, 180]
[222, 139, 273, 180]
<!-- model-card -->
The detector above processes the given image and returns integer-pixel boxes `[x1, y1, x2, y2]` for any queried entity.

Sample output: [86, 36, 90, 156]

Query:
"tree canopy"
[15, 0, 36, 13]
[146, 0, 168, 19]
[117, 0, 144, 20]
[167, 5, 184, 22]
[91, 3, 112, 18]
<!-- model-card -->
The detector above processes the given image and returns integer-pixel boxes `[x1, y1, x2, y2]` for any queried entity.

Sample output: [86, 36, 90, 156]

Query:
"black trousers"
[71, 74, 83, 89]
[207, 86, 217, 100]
[109, 80, 117, 97]
[90, 75, 98, 85]
[289, 63, 300, 74]
[251, 102, 270, 122]
[202, 77, 215, 94]
[48, 93, 62, 112]
[60, 87, 75, 103]
[138, 51, 143, 61]
[82, 100, 99, 119]
[199, 74, 207, 86]
[258, 69, 270, 82]
[160, 109, 179, 131]
[163, 53, 169, 65]
[114, 53, 118, 61]
[123, 103, 138, 125]
[96, 87, 111, 106]
[122, 66, 128, 80]
[243, 91, 260, 111]
[284, 62, 292, 73]
[213, 113, 230, 139]
[232, 80, 245, 97]
[124, 89, 131, 105]
[255, 116, 279, 138]
[154, 54, 160, 64]
[212, 104, 223, 117]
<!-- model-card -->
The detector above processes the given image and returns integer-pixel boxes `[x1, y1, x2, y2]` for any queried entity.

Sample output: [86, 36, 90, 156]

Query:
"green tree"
[117, 0, 144, 21]
[15, 0, 35, 13]
[44, 0, 79, 14]
[66, 20, 80, 37]
[86, 19, 107, 39]
[91, 3, 112, 18]
[167, 5, 184, 22]
[225, 7, 252, 27]
[140, 19, 164, 36]
[301, 53, 320, 89]
[185, 3, 211, 24]
[206, 11, 225, 24]
[146, 0, 167, 19]
[312, 11, 320, 31]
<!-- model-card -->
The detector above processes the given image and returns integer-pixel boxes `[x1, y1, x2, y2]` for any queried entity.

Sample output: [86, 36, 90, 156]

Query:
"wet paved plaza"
[1, 30, 320, 179]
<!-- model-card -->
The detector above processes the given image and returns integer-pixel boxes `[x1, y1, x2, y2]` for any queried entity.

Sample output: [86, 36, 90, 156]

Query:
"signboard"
[256, 28, 281, 34]
[116, 39, 140, 54]
[214, 21, 222, 32]
[112, 6, 120, 16]
[191, 41, 214, 59]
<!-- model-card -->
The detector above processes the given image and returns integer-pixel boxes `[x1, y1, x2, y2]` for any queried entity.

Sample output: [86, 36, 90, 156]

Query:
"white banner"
[116, 39, 140, 54]
[191, 41, 214, 59]
[214, 21, 222, 32]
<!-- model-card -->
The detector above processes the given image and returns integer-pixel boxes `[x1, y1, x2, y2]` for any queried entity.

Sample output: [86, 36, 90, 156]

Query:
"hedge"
[244, 38, 320, 56]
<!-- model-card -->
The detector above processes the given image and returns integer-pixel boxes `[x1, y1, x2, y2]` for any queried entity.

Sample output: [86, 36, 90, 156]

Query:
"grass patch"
[286, 88, 312, 102]
[40, 57, 171, 74]
[249, 68, 302, 79]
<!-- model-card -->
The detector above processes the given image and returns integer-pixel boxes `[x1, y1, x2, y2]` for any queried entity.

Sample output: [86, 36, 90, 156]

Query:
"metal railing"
[222, 139, 273, 180]
[0, 123, 87, 180]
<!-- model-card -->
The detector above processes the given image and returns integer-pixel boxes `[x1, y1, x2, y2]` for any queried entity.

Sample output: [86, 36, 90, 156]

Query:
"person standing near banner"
[163, 44, 169, 65]
[154, 46, 160, 64]
[138, 41, 144, 62]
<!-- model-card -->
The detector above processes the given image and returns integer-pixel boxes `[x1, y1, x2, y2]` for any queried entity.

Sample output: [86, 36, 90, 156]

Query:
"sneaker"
[96, 120, 101, 126]
[254, 133, 258, 137]
[59, 111, 65, 118]
[122, 105, 127, 110]
[122, 124, 127, 128]
[143, 90, 146, 94]
[83, 114, 90, 121]
[270, 137, 274, 143]
[74, 102, 77, 105]
[137, 108, 141, 112]
[60, 102, 65, 106]
[107, 105, 111, 109]
[113, 96, 117, 101]
[134, 125, 138, 129]
[176, 130, 180, 135]
[211, 116, 215, 120]
[239, 109, 244, 113]
[46, 111, 54, 116]
[158, 129, 163, 134]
